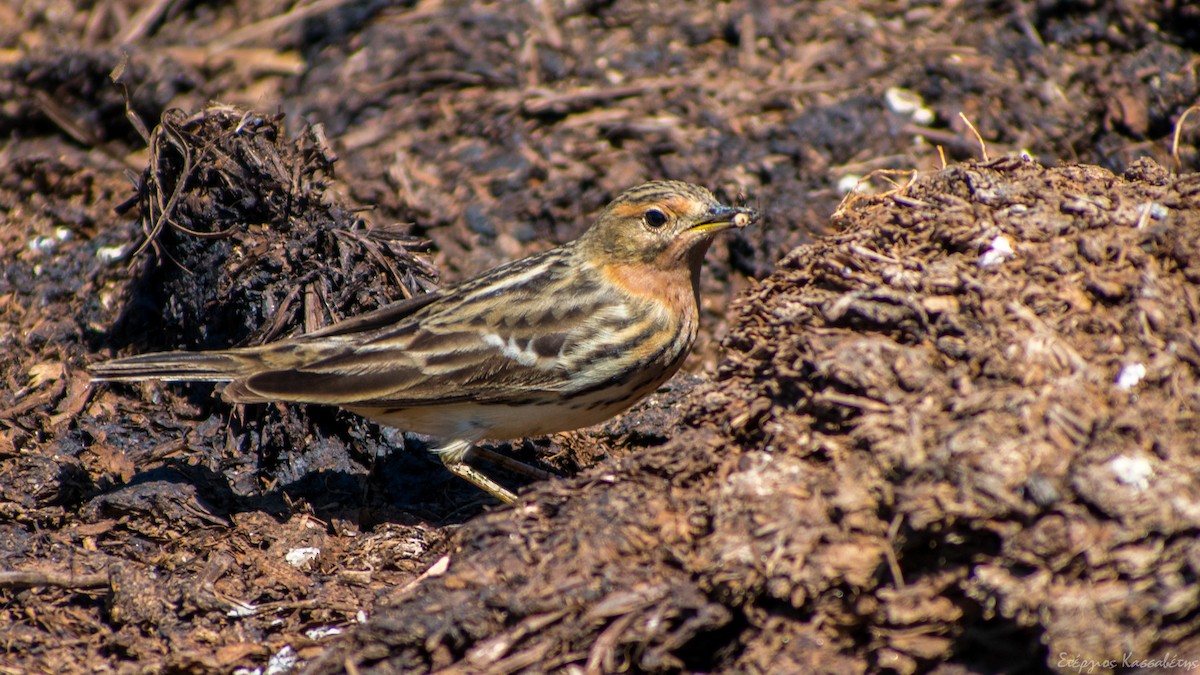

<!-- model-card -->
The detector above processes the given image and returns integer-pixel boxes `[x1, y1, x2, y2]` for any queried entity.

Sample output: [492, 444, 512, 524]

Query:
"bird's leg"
[435, 440, 560, 504]
[436, 440, 518, 504]
[440, 456, 519, 504]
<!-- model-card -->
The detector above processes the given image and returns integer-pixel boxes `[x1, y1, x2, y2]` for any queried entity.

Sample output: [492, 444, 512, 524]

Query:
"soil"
[2, 1, 1199, 673]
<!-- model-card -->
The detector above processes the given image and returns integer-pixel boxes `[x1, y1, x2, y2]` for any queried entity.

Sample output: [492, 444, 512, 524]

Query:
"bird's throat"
[598, 251, 703, 317]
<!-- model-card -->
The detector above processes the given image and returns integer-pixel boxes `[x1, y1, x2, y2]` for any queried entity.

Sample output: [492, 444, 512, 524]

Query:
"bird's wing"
[235, 295, 619, 406]
[233, 253, 633, 406]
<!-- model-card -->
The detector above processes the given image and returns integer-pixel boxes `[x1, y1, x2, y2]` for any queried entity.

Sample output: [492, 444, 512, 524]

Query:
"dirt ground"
[2, 1, 1199, 673]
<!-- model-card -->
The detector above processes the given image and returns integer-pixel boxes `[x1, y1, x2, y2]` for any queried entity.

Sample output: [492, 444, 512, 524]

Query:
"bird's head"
[578, 181, 758, 272]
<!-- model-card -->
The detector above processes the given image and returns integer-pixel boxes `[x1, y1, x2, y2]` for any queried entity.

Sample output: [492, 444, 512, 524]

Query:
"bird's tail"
[89, 350, 256, 383]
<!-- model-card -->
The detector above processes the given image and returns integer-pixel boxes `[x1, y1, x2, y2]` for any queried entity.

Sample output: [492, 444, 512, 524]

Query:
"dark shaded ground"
[2, 1, 1199, 673]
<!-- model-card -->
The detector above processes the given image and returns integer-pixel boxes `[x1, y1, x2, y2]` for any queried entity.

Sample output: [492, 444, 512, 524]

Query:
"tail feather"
[89, 351, 252, 382]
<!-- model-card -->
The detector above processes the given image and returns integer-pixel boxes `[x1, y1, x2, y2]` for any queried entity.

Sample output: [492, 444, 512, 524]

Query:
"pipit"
[91, 181, 758, 503]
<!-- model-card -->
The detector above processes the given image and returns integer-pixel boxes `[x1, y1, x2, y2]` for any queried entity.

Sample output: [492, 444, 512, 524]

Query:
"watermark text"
[1058, 652, 1199, 673]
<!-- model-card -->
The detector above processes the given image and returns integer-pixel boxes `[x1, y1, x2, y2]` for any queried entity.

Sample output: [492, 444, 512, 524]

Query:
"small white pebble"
[978, 235, 1014, 267]
[1110, 454, 1152, 491]
[1115, 362, 1146, 390]
[1136, 202, 1168, 226]
[884, 87, 923, 115]
[265, 645, 298, 675]
[27, 236, 57, 252]
[837, 174, 863, 194]
[1134, 202, 1168, 229]
[305, 626, 344, 640]
[55, 226, 71, 241]
[284, 547, 320, 568]
[226, 603, 258, 618]
[96, 245, 127, 262]
[884, 87, 935, 125]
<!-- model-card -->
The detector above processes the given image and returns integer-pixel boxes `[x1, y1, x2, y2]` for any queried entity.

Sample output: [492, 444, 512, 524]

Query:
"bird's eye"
[644, 209, 668, 228]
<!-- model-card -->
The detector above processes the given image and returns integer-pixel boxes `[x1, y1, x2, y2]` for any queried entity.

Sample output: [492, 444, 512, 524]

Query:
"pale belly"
[347, 370, 677, 444]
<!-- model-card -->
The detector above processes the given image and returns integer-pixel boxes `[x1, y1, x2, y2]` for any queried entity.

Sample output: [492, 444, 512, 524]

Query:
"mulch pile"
[2, 1, 1200, 673]
[308, 157, 1200, 673]
[114, 106, 437, 351]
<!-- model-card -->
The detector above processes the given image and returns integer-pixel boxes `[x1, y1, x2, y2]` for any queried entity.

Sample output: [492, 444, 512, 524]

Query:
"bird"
[90, 181, 759, 503]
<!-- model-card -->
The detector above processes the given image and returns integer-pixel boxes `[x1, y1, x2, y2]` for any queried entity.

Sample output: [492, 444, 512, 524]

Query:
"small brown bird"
[91, 181, 758, 502]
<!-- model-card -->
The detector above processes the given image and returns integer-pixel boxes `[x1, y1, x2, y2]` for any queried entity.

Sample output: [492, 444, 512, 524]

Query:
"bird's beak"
[689, 204, 759, 234]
